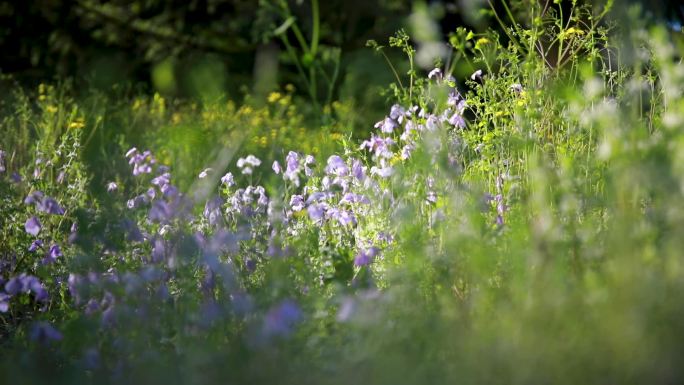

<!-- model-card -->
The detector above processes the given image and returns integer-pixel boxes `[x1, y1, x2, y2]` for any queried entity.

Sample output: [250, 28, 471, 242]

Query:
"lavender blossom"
[44, 244, 62, 263]
[428, 68, 442, 80]
[448, 112, 466, 129]
[304, 155, 315, 177]
[262, 299, 302, 337]
[5, 277, 22, 295]
[25, 216, 41, 236]
[24, 191, 44, 205]
[0, 294, 9, 313]
[389, 104, 406, 121]
[354, 247, 380, 266]
[151, 173, 171, 187]
[38, 197, 65, 215]
[375, 117, 398, 134]
[29, 322, 63, 344]
[106, 182, 118, 192]
[237, 155, 261, 175]
[290, 195, 305, 211]
[325, 155, 349, 177]
[307, 203, 326, 222]
[370, 165, 394, 178]
[28, 239, 43, 252]
[510, 83, 523, 93]
[351, 159, 366, 182]
[221, 172, 235, 187]
[272, 160, 282, 174]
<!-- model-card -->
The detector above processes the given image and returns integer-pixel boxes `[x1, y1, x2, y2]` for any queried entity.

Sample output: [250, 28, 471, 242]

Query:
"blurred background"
[0, 0, 683, 189]
[2, 0, 682, 98]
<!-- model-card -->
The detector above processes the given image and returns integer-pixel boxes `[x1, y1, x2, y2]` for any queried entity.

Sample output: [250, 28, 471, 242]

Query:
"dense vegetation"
[2, 1, 684, 384]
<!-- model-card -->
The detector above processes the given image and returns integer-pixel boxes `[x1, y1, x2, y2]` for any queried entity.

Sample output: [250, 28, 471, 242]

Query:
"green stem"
[326, 50, 341, 106]
[281, 34, 317, 110]
[379, 49, 405, 91]
[311, 0, 320, 57]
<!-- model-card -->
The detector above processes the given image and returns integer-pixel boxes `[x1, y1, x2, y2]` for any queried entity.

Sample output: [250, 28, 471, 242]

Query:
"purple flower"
[401, 144, 415, 160]
[286, 151, 300, 173]
[161, 184, 179, 197]
[325, 155, 349, 177]
[263, 299, 302, 337]
[257, 188, 269, 207]
[360, 135, 395, 158]
[426, 114, 439, 131]
[510, 83, 523, 93]
[32, 284, 48, 302]
[151, 173, 170, 187]
[0, 294, 9, 313]
[352, 159, 366, 182]
[428, 68, 442, 80]
[24, 191, 44, 205]
[134, 164, 152, 175]
[152, 238, 165, 263]
[375, 117, 398, 134]
[328, 208, 356, 227]
[28, 239, 43, 252]
[354, 247, 380, 267]
[470, 69, 483, 81]
[377, 232, 395, 244]
[389, 104, 406, 121]
[126, 194, 145, 209]
[340, 193, 370, 205]
[148, 200, 173, 222]
[44, 244, 62, 263]
[5, 277, 22, 295]
[25, 216, 41, 236]
[306, 191, 329, 203]
[204, 196, 223, 225]
[447, 90, 463, 107]
[307, 203, 326, 222]
[122, 219, 144, 243]
[237, 155, 261, 175]
[272, 160, 282, 174]
[29, 322, 63, 344]
[290, 195, 305, 211]
[304, 155, 315, 177]
[370, 165, 394, 178]
[106, 182, 118, 192]
[38, 197, 65, 215]
[125, 147, 138, 158]
[198, 168, 212, 179]
[220, 172, 235, 187]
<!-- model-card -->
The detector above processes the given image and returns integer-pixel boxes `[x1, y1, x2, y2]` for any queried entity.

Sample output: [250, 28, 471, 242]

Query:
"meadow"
[2, 1, 684, 384]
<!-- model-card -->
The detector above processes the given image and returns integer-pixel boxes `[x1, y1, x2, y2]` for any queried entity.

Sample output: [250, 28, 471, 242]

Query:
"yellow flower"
[267, 92, 282, 103]
[172, 113, 182, 124]
[68, 119, 85, 130]
[475, 37, 490, 50]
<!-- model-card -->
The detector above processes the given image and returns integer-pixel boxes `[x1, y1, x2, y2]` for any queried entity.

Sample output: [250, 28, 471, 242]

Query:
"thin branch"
[76, 1, 253, 55]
